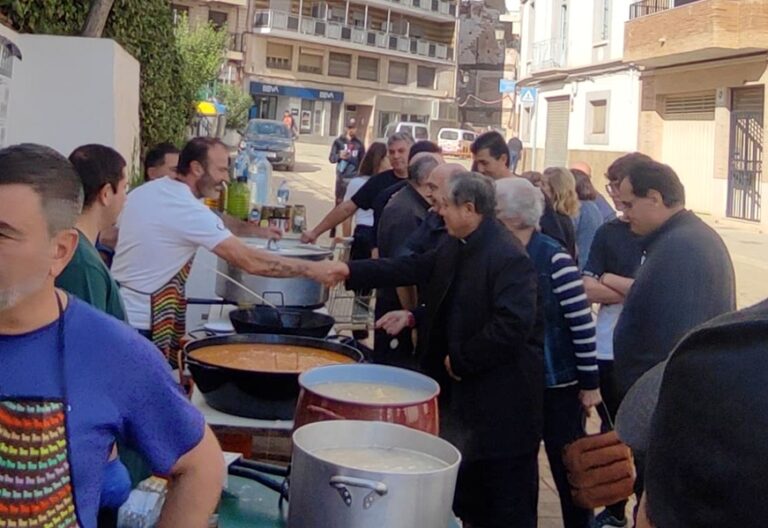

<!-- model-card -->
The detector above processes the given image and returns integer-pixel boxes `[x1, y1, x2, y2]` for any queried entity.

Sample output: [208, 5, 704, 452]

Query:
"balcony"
[372, 0, 456, 21]
[253, 9, 453, 63]
[625, 0, 768, 68]
[201, 0, 247, 6]
[530, 38, 566, 73]
[227, 32, 245, 61]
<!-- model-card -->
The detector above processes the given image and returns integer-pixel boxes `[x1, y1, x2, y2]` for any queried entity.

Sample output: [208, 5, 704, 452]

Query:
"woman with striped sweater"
[496, 177, 602, 528]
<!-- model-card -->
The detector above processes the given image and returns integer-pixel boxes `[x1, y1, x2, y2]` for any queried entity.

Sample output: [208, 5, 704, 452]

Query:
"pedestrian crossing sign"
[520, 87, 537, 107]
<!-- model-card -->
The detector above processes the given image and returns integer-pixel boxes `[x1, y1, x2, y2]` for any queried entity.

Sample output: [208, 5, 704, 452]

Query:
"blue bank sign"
[250, 82, 344, 103]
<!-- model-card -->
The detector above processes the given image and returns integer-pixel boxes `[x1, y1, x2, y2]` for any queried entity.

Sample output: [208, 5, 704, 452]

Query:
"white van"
[437, 128, 477, 155]
[382, 122, 430, 141]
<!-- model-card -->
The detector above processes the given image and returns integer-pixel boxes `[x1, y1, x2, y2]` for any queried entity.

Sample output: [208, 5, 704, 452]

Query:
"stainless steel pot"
[288, 420, 461, 528]
[216, 237, 332, 307]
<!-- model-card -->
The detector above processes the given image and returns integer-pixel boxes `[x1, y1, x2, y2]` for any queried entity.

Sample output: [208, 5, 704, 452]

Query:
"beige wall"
[245, 35, 455, 99]
[636, 56, 768, 224]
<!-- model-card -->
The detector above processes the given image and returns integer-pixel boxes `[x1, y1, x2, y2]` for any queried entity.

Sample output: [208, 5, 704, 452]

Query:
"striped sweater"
[550, 251, 599, 389]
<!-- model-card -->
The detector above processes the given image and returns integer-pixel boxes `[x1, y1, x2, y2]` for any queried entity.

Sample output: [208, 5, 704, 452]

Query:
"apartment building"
[625, 0, 768, 226]
[244, 0, 459, 142]
[456, 0, 519, 133]
[517, 0, 641, 184]
[171, 1, 249, 85]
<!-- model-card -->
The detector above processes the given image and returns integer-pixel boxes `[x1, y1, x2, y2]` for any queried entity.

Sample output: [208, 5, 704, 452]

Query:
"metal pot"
[184, 334, 364, 420]
[229, 306, 335, 338]
[294, 364, 440, 435]
[216, 238, 331, 307]
[288, 420, 461, 528]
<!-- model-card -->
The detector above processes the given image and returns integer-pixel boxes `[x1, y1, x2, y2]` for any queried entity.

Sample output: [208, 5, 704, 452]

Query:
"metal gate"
[727, 87, 764, 222]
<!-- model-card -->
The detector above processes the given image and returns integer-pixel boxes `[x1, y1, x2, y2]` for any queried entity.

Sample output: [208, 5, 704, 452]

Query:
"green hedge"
[0, 0, 188, 151]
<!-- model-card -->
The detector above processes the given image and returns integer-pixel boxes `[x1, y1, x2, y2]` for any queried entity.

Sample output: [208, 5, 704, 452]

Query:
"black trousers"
[597, 359, 629, 521]
[543, 385, 592, 528]
[454, 451, 539, 528]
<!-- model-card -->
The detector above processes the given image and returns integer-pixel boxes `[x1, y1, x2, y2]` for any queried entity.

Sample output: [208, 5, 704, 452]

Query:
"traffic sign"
[520, 87, 537, 106]
[499, 79, 517, 93]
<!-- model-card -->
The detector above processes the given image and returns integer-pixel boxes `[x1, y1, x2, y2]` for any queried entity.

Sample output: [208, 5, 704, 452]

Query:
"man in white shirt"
[112, 137, 337, 355]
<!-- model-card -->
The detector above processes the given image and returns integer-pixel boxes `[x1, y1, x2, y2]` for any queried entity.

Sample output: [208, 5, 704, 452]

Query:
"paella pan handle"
[261, 291, 286, 327]
[266, 238, 281, 252]
[329, 476, 388, 510]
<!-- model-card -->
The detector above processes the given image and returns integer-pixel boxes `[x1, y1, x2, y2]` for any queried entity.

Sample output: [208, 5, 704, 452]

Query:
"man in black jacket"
[328, 118, 365, 205]
[336, 171, 545, 528]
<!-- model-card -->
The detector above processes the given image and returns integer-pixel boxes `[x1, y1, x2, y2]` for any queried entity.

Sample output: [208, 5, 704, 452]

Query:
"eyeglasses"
[604, 182, 620, 197]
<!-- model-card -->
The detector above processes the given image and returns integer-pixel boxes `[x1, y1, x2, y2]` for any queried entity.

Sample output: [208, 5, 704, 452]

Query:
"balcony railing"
[387, 0, 456, 17]
[530, 38, 566, 72]
[253, 10, 452, 61]
[228, 32, 244, 52]
[629, 0, 671, 19]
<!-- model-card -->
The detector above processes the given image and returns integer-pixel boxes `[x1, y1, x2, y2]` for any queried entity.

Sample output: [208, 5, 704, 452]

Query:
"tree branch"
[82, 0, 116, 38]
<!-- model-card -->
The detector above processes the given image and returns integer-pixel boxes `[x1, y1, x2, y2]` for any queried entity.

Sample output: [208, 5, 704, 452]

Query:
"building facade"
[517, 0, 641, 184]
[171, 0, 249, 85]
[243, 0, 459, 143]
[456, 0, 519, 135]
[625, 0, 768, 226]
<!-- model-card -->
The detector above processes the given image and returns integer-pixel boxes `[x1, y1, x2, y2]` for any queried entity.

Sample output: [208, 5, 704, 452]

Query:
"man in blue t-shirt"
[0, 144, 224, 528]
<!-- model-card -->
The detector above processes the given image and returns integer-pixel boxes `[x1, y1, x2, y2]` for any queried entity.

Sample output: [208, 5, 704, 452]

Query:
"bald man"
[571, 161, 592, 177]
[372, 153, 445, 369]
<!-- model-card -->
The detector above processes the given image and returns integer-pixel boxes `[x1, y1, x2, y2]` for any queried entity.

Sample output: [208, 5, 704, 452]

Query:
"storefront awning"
[250, 81, 344, 103]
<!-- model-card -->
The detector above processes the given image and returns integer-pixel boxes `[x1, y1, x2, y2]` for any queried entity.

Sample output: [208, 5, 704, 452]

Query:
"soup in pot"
[313, 446, 448, 473]
[309, 381, 433, 404]
[190, 343, 355, 373]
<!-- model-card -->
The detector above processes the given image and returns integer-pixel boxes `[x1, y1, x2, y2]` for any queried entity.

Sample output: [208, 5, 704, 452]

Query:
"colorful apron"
[148, 260, 194, 369]
[0, 293, 79, 527]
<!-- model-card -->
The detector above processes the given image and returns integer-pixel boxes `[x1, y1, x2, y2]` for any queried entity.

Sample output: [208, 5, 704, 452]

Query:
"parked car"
[437, 128, 477, 155]
[239, 119, 296, 171]
[380, 121, 430, 142]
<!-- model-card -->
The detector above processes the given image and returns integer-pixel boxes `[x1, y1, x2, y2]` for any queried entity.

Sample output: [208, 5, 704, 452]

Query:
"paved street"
[276, 140, 767, 527]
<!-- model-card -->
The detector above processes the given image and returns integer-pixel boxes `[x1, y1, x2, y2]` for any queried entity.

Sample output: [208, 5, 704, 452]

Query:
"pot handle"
[329, 476, 388, 509]
[306, 405, 346, 420]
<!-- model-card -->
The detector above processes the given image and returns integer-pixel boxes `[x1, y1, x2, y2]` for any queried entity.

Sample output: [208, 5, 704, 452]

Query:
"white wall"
[528, 70, 640, 152]
[7, 35, 139, 170]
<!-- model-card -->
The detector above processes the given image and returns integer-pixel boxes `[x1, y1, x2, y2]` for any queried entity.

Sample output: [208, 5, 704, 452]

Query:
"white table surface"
[191, 389, 293, 433]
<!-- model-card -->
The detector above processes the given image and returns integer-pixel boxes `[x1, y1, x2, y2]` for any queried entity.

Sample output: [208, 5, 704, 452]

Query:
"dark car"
[239, 119, 296, 171]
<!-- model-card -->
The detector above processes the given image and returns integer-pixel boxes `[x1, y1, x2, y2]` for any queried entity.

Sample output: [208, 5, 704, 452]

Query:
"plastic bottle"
[276, 180, 290, 205]
[234, 150, 249, 181]
[226, 175, 251, 220]
[249, 151, 272, 206]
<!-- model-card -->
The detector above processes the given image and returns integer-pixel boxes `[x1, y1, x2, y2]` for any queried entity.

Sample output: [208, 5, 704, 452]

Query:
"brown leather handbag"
[562, 406, 636, 508]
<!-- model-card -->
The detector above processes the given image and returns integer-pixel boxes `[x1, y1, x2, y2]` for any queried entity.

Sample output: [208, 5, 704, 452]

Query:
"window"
[592, 0, 611, 42]
[171, 4, 189, 25]
[414, 126, 429, 140]
[388, 61, 409, 85]
[585, 92, 610, 144]
[357, 57, 379, 82]
[417, 66, 436, 89]
[298, 48, 323, 74]
[328, 52, 352, 77]
[266, 42, 293, 70]
[208, 10, 228, 30]
[462, 131, 476, 142]
[591, 100, 607, 134]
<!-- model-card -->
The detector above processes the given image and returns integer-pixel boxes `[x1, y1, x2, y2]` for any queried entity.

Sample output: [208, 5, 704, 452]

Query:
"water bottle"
[234, 150, 249, 181]
[276, 180, 290, 205]
[226, 175, 250, 220]
[249, 152, 272, 206]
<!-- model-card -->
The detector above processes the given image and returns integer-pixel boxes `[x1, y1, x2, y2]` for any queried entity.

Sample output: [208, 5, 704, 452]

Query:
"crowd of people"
[0, 126, 761, 528]
[311, 128, 751, 528]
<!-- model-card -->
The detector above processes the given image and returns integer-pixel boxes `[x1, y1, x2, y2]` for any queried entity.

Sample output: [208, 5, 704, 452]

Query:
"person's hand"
[444, 356, 462, 382]
[252, 225, 282, 240]
[306, 260, 349, 287]
[339, 150, 350, 160]
[579, 388, 603, 416]
[301, 230, 318, 244]
[375, 310, 413, 336]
